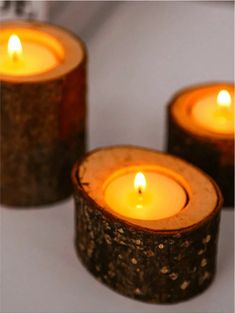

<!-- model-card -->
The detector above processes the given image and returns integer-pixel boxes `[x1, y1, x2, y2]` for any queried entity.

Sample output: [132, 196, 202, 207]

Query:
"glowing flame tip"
[134, 172, 146, 194]
[217, 89, 231, 109]
[8, 34, 23, 61]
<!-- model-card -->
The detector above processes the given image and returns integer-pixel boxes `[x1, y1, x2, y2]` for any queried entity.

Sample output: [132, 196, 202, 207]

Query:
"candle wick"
[216, 106, 232, 121]
[12, 52, 19, 62]
[137, 188, 143, 203]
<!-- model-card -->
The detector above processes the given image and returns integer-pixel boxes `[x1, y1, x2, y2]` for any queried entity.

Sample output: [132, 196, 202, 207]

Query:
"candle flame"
[134, 172, 146, 195]
[217, 90, 231, 109]
[8, 34, 23, 61]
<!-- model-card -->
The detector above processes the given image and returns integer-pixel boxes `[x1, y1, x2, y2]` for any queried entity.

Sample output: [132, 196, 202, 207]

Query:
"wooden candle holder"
[167, 83, 234, 208]
[0, 21, 87, 206]
[72, 146, 222, 304]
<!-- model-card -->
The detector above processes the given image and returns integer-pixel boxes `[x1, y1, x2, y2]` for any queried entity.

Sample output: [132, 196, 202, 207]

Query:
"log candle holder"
[72, 146, 222, 304]
[167, 83, 234, 207]
[0, 20, 86, 206]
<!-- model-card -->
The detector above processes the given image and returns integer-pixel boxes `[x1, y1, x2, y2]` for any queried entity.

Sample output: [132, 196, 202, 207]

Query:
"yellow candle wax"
[0, 28, 64, 76]
[104, 170, 187, 220]
[191, 89, 234, 134]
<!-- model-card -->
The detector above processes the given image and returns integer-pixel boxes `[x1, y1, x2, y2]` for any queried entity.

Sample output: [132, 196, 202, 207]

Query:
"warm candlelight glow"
[134, 172, 146, 195]
[104, 168, 187, 220]
[191, 88, 234, 134]
[0, 27, 64, 76]
[8, 34, 23, 62]
[217, 89, 232, 109]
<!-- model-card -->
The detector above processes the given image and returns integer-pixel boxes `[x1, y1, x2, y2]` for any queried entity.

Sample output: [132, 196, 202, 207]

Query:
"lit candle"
[104, 169, 187, 220]
[0, 21, 86, 207]
[191, 89, 234, 134]
[167, 83, 234, 207]
[0, 28, 63, 76]
[72, 146, 223, 303]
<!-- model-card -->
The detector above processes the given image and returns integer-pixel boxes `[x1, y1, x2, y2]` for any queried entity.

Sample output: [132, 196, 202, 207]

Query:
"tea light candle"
[0, 32, 62, 76]
[0, 21, 87, 206]
[167, 83, 234, 207]
[104, 169, 187, 220]
[72, 146, 222, 303]
[192, 89, 234, 134]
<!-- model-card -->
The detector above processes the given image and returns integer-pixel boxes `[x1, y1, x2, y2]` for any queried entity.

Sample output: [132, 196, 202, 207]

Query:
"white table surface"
[1, 2, 234, 313]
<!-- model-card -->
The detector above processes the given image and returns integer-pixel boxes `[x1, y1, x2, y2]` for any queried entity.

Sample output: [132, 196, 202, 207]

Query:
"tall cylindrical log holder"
[0, 21, 87, 206]
[72, 146, 223, 304]
[167, 83, 234, 208]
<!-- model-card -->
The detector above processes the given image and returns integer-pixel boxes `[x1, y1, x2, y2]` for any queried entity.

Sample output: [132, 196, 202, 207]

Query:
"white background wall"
[51, 1, 234, 150]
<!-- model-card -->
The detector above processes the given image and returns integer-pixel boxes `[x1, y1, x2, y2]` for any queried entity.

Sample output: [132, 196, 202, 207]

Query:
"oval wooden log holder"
[72, 146, 223, 304]
[167, 83, 234, 208]
[0, 21, 87, 207]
